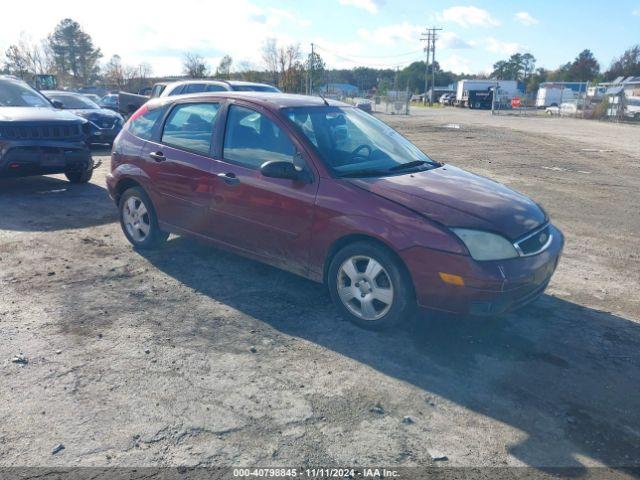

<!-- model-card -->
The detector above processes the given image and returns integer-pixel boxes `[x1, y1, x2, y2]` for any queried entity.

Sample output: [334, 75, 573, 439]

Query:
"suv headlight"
[451, 228, 519, 261]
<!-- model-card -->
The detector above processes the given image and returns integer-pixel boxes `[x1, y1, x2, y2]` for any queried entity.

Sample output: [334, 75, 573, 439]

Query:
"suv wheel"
[328, 241, 414, 330]
[65, 159, 94, 184]
[119, 187, 168, 249]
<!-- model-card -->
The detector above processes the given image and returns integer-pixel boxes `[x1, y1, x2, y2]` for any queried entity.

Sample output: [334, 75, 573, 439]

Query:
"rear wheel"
[65, 159, 93, 184]
[119, 187, 168, 249]
[328, 241, 414, 330]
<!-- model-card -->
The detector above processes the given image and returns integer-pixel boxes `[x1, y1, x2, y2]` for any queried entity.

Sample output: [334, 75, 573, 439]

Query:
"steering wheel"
[351, 144, 372, 161]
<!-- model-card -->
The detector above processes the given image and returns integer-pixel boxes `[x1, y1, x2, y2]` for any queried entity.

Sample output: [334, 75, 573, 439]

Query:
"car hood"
[0, 106, 86, 124]
[349, 165, 547, 240]
[69, 108, 121, 121]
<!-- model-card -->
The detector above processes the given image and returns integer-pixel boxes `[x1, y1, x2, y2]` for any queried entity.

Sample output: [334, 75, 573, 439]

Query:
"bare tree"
[2, 35, 55, 79]
[261, 38, 279, 84]
[216, 55, 233, 79]
[182, 52, 209, 78]
[278, 43, 302, 92]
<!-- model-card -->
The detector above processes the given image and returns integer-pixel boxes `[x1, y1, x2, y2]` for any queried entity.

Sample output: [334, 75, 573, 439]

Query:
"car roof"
[164, 79, 278, 90]
[150, 92, 350, 110]
[42, 90, 79, 96]
[226, 80, 275, 87]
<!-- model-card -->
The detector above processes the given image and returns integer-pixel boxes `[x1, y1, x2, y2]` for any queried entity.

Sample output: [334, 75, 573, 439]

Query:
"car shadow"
[136, 236, 640, 473]
[0, 175, 117, 231]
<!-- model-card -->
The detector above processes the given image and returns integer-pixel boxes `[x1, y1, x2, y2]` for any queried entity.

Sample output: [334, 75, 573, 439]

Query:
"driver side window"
[223, 105, 295, 169]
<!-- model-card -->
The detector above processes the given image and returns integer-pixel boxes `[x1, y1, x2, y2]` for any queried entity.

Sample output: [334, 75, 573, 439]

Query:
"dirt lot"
[1, 109, 639, 473]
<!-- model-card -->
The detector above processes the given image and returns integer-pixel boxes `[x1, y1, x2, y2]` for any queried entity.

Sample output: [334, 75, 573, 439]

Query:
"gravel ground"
[1, 108, 639, 473]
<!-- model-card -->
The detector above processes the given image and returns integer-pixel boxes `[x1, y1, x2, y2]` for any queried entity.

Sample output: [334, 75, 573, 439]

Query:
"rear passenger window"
[128, 106, 163, 140]
[205, 84, 227, 92]
[183, 83, 206, 94]
[161, 103, 220, 155]
[223, 105, 295, 169]
[167, 85, 184, 96]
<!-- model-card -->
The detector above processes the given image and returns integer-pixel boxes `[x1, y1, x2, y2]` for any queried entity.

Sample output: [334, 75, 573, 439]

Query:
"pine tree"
[48, 18, 102, 87]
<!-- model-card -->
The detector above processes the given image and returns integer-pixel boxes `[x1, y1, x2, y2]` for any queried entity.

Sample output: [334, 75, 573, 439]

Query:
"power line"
[313, 45, 423, 69]
[330, 49, 424, 59]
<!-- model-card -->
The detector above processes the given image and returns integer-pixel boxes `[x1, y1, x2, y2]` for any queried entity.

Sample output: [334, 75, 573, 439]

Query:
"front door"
[141, 101, 222, 235]
[208, 103, 318, 275]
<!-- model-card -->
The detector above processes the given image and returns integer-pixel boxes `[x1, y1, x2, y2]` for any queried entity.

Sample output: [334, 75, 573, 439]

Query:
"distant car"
[119, 80, 282, 118]
[43, 90, 124, 145]
[82, 93, 102, 104]
[353, 98, 372, 113]
[99, 94, 120, 112]
[0, 76, 93, 183]
[159, 80, 281, 97]
[439, 93, 455, 106]
[545, 106, 560, 116]
[625, 98, 640, 120]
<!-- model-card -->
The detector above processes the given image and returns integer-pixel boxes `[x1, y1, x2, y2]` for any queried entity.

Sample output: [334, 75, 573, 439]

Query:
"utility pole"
[421, 30, 431, 106]
[420, 27, 442, 106]
[307, 42, 315, 95]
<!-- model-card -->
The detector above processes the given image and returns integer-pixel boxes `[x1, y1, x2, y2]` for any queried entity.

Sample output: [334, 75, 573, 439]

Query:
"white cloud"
[440, 55, 472, 74]
[633, 8, 640, 15]
[356, 22, 422, 46]
[485, 37, 526, 56]
[514, 12, 539, 26]
[339, 0, 383, 14]
[438, 32, 473, 50]
[441, 6, 500, 28]
[0, 0, 307, 76]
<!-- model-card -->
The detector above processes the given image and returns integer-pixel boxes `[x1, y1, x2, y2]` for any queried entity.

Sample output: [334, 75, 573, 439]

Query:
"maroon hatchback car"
[107, 92, 563, 329]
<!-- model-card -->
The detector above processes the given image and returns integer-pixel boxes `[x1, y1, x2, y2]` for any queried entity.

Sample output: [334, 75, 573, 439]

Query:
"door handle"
[149, 151, 166, 162]
[217, 172, 240, 185]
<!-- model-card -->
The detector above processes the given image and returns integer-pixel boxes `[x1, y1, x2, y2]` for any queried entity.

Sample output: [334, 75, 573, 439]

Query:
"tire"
[327, 241, 414, 330]
[65, 159, 94, 184]
[119, 187, 168, 249]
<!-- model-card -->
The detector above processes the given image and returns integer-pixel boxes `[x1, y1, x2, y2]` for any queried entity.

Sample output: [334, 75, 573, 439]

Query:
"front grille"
[516, 225, 552, 256]
[95, 119, 117, 129]
[0, 124, 83, 140]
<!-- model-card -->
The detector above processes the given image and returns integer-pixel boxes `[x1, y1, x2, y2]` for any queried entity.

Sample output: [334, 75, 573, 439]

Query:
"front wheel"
[119, 187, 168, 249]
[65, 159, 94, 184]
[327, 241, 414, 330]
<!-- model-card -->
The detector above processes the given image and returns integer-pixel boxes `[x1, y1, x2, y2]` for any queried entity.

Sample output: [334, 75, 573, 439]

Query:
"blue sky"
[1, 0, 639, 76]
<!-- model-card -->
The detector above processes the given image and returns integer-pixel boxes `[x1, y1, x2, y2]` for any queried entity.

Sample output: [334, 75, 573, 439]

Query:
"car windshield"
[283, 106, 439, 177]
[232, 85, 279, 92]
[0, 80, 51, 107]
[100, 95, 117, 106]
[49, 94, 99, 109]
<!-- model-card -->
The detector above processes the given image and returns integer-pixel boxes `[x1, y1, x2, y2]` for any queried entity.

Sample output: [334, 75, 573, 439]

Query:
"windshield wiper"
[388, 160, 429, 172]
[337, 169, 390, 178]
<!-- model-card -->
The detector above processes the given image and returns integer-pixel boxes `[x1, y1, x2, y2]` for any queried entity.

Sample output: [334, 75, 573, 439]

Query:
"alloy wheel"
[337, 255, 394, 321]
[122, 196, 151, 242]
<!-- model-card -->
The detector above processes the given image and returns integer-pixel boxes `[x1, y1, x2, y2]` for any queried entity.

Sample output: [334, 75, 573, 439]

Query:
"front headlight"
[451, 228, 519, 261]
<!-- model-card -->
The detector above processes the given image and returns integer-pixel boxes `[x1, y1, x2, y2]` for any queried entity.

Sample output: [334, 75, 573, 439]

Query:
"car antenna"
[318, 92, 329, 106]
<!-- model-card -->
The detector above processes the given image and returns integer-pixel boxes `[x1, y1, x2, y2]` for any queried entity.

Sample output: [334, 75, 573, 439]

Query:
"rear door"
[206, 102, 318, 275]
[141, 101, 222, 235]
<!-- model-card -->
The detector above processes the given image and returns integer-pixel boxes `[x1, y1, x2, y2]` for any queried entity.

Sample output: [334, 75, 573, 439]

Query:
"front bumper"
[401, 224, 565, 316]
[0, 141, 91, 178]
[86, 124, 122, 144]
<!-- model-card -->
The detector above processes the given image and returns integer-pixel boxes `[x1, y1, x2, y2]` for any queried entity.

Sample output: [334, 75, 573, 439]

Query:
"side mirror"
[52, 100, 64, 109]
[261, 160, 307, 181]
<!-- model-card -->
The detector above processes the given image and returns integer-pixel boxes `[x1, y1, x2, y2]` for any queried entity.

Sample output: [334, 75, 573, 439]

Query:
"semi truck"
[455, 79, 520, 108]
[535, 82, 588, 108]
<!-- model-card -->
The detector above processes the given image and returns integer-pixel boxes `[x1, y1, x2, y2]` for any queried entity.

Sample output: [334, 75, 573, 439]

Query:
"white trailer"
[455, 80, 520, 107]
[536, 82, 587, 108]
